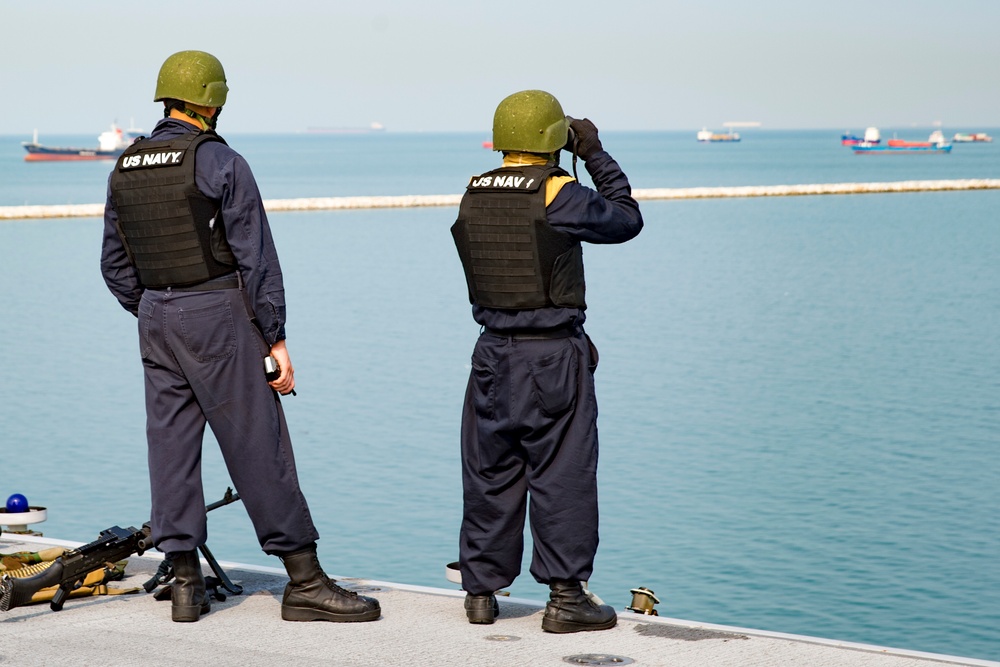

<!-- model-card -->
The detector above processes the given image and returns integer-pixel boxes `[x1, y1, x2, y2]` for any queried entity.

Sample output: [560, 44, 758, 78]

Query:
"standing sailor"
[452, 90, 643, 632]
[101, 50, 380, 624]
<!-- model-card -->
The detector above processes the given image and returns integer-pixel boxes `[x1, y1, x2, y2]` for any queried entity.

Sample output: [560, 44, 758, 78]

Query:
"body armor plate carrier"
[110, 132, 237, 288]
[452, 164, 586, 310]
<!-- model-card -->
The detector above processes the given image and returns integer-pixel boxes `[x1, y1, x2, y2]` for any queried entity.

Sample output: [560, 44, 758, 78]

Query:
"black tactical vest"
[451, 164, 586, 310]
[110, 132, 237, 288]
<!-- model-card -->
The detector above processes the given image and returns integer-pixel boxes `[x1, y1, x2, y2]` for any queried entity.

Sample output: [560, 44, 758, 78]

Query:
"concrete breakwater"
[3, 179, 1000, 220]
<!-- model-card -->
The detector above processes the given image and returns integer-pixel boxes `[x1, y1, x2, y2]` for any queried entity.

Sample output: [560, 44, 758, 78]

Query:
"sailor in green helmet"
[451, 90, 643, 632]
[153, 49, 230, 130]
[102, 50, 380, 624]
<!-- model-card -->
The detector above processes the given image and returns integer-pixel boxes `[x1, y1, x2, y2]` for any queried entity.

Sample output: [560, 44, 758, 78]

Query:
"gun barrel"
[205, 487, 242, 513]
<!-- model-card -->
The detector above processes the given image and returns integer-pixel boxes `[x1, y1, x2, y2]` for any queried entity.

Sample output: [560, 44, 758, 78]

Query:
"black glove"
[568, 117, 603, 160]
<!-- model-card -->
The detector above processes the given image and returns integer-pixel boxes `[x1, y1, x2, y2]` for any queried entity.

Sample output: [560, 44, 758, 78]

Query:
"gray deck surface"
[2, 534, 996, 667]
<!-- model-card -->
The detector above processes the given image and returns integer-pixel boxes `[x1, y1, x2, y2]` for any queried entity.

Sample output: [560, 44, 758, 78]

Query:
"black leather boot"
[464, 593, 499, 624]
[541, 579, 617, 633]
[279, 544, 380, 622]
[170, 550, 210, 622]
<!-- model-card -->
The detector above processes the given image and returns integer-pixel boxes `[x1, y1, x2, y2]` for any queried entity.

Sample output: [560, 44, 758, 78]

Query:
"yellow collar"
[502, 152, 554, 167]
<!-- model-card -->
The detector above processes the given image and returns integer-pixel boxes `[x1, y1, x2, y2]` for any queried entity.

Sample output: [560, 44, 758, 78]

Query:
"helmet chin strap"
[164, 100, 220, 131]
[184, 106, 220, 131]
[548, 145, 579, 180]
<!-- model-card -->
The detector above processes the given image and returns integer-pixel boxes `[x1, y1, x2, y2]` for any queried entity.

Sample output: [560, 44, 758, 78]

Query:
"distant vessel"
[952, 132, 992, 143]
[841, 127, 881, 145]
[22, 123, 140, 162]
[853, 130, 952, 154]
[884, 130, 947, 148]
[306, 122, 385, 134]
[697, 128, 740, 142]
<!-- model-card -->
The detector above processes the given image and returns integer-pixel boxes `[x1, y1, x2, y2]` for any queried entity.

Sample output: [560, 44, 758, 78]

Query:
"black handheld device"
[264, 355, 280, 382]
[264, 355, 296, 395]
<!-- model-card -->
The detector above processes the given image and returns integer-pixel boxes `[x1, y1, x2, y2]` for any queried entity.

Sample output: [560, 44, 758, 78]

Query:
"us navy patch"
[120, 150, 184, 169]
[469, 174, 537, 190]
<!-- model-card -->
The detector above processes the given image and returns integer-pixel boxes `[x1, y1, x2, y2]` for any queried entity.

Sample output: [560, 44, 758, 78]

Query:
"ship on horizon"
[841, 127, 881, 145]
[852, 129, 952, 154]
[697, 127, 741, 142]
[305, 122, 385, 134]
[22, 123, 141, 162]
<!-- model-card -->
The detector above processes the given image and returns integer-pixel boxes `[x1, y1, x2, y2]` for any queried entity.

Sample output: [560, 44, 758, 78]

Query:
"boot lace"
[320, 573, 359, 598]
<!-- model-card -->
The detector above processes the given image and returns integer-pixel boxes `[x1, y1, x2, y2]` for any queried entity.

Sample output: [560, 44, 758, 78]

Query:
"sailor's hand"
[268, 340, 296, 395]
[568, 117, 603, 160]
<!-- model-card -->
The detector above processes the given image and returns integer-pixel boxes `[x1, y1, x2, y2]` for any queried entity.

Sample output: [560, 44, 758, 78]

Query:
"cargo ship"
[305, 122, 385, 134]
[22, 123, 141, 162]
[952, 132, 992, 143]
[697, 128, 741, 142]
[853, 130, 952, 154]
[841, 127, 881, 145]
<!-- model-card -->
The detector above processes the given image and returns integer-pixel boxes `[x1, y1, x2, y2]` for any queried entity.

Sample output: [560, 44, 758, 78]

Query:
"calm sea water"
[1, 130, 998, 661]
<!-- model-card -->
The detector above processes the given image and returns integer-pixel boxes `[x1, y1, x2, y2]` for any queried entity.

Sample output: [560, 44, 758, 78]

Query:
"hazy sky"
[2, 0, 998, 135]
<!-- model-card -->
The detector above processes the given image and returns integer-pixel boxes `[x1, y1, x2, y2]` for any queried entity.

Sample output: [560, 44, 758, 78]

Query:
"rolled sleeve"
[546, 150, 643, 244]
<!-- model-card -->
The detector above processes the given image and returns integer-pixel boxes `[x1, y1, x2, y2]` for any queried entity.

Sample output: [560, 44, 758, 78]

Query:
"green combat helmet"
[154, 50, 229, 107]
[492, 90, 569, 154]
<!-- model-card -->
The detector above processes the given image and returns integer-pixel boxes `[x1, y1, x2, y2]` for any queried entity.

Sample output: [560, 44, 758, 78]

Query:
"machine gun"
[0, 524, 149, 612]
[1, 488, 242, 613]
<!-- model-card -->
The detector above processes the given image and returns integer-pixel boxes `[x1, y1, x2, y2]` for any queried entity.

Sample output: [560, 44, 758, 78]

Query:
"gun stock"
[1, 525, 149, 612]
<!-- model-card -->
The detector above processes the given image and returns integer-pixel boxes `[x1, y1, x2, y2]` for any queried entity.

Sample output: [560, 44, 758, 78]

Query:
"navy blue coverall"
[101, 118, 319, 556]
[459, 150, 643, 596]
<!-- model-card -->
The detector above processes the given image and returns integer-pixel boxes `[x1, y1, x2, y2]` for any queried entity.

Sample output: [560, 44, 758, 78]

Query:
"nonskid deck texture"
[1, 535, 995, 667]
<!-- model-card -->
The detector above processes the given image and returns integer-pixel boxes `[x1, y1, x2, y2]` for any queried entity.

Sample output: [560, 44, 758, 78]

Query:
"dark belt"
[483, 325, 580, 340]
[167, 274, 240, 292]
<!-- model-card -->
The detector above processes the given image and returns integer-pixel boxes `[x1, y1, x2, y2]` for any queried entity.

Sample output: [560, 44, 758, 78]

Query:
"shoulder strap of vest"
[202, 129, 228, 145]
[191, 130, 228, 149]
